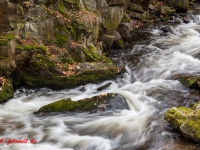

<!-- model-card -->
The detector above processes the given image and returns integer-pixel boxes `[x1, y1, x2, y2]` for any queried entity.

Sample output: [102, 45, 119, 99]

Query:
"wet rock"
[97, 82, 112, 91]
[34, 93, 129, 114]
[79, 86, 86, 92]
[179, 76, 199, 88]
[161, 26, 175, 34]
[182, 17, 190, 23]
[117, 22, 131, 41]
[164, 103, 200, 144]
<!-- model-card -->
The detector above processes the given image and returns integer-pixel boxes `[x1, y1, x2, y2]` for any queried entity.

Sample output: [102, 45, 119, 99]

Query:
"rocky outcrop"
[0, 0, 195, 102]
[34, 93, 129, 114]
[165, 103, 200, 144]
[0, 0, 124, 91]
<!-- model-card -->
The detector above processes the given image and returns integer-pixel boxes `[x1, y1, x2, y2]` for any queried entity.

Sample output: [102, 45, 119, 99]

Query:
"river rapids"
[1, 14, 200, 150]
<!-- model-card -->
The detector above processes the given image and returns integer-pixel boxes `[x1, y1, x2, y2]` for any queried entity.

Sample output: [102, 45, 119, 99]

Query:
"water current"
[1, 14, 200, 150]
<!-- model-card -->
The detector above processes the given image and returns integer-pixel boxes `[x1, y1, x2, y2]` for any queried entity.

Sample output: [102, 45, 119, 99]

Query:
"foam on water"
[1, 15, 200, 150]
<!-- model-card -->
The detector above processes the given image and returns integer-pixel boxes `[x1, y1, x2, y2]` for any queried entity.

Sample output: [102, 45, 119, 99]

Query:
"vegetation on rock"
[35, 93, 129, 114]
[165, 103, 200, 143]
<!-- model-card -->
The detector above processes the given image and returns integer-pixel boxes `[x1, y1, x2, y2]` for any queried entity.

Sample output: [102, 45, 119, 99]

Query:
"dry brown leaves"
[56, 63, 80, 76]
[0, 76, 7, 91]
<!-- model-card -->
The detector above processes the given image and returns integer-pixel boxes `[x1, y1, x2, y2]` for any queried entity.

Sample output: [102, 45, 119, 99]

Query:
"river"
[1, 13, 200, 150]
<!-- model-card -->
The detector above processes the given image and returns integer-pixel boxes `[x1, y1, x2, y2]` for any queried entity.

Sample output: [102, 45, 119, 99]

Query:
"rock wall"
[0, 0, 193, 102]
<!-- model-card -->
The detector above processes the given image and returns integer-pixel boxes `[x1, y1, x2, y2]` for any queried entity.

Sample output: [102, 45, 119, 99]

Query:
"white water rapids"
[1, 16, 200, 150]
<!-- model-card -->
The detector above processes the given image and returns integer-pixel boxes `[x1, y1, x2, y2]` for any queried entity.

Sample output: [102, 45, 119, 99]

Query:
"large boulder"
[34, 93, 129, 114]
[165, 103, 200, 143]
[21, 61, 117, 90]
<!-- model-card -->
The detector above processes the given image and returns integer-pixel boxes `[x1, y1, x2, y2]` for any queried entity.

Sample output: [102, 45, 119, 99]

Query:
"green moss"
[0, 33, 15, 45]
[82, 45, 100, 62]
[179, 76, 199, 88]
[142, 13, 152, 23]
[0, 56, 8, 60]
[16, 44, 36, 50]
[37, 45, 47, 52]
[122, 14, 131, 23]
[58, 1, 66, 14]
[100, 55, 113, 63]
[165, 107, 189, 129]
[0, 79, 14, 103]
[35, 93, 122, 113]
[61, 57, 73, 64]
[116, 39, 125, 49]
[55, 34, 68, 46]
[21, 63, 117, 90]
[165, 105, 200, 143]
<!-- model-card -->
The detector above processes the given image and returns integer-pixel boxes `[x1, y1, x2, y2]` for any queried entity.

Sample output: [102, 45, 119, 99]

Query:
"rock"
[21, 62, 117, 90]
[182, 16, 190, 23]
[161, 26, 175, 34]
[166, 0, 189, 10]
[97, 82, 112, 91]
[0, 77, 14, 103]
[101, 34, 115, 50]
[107, 0, 125, 6]
[112, 31, 125, 49]
[0, 0, 24, 32]
[79, 86, 86, 92]
[117, 22, 131, 41]
[179, 76, 199, 88]
[104, 5, 124, 34]
[81, 0, 96, 11]
[127, 2, 144, 13]
[164, 104, 200, 144]
[0, 0, 134, 93]
[34, 93, 129, 114]
[69, 45, 86, 62]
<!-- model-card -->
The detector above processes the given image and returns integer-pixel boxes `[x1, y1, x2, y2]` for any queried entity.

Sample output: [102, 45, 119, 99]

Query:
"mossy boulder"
[164, 103, 200, 143]
[0, 78, 14, 103]
[34, 93, 129, 114]
[179, 76, 200, 88]
[22, 62, 117, 90]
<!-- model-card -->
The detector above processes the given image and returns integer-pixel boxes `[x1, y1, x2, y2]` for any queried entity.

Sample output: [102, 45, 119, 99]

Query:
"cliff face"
[0, 0, 190, 102]
[0, 0, 128, 102]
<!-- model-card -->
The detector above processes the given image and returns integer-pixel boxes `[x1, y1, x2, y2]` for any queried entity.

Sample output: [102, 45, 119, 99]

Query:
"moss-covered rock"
[34, 93, 129, 114]
[179, 76, 199, 88]
[0, 78, 14, 103]
[167, 0, 189, 9]
[165, 104, 200, 143]
[22, 62, 117, 90]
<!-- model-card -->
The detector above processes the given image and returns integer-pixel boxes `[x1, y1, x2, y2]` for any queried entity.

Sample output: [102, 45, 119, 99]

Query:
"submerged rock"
[164, 103, 200, 144]
[34, 93, 129, 114]
[97, 82, 112, 91]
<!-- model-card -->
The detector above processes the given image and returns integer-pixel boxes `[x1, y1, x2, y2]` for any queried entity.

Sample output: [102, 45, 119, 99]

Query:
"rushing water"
[2, 15, 200, 150]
